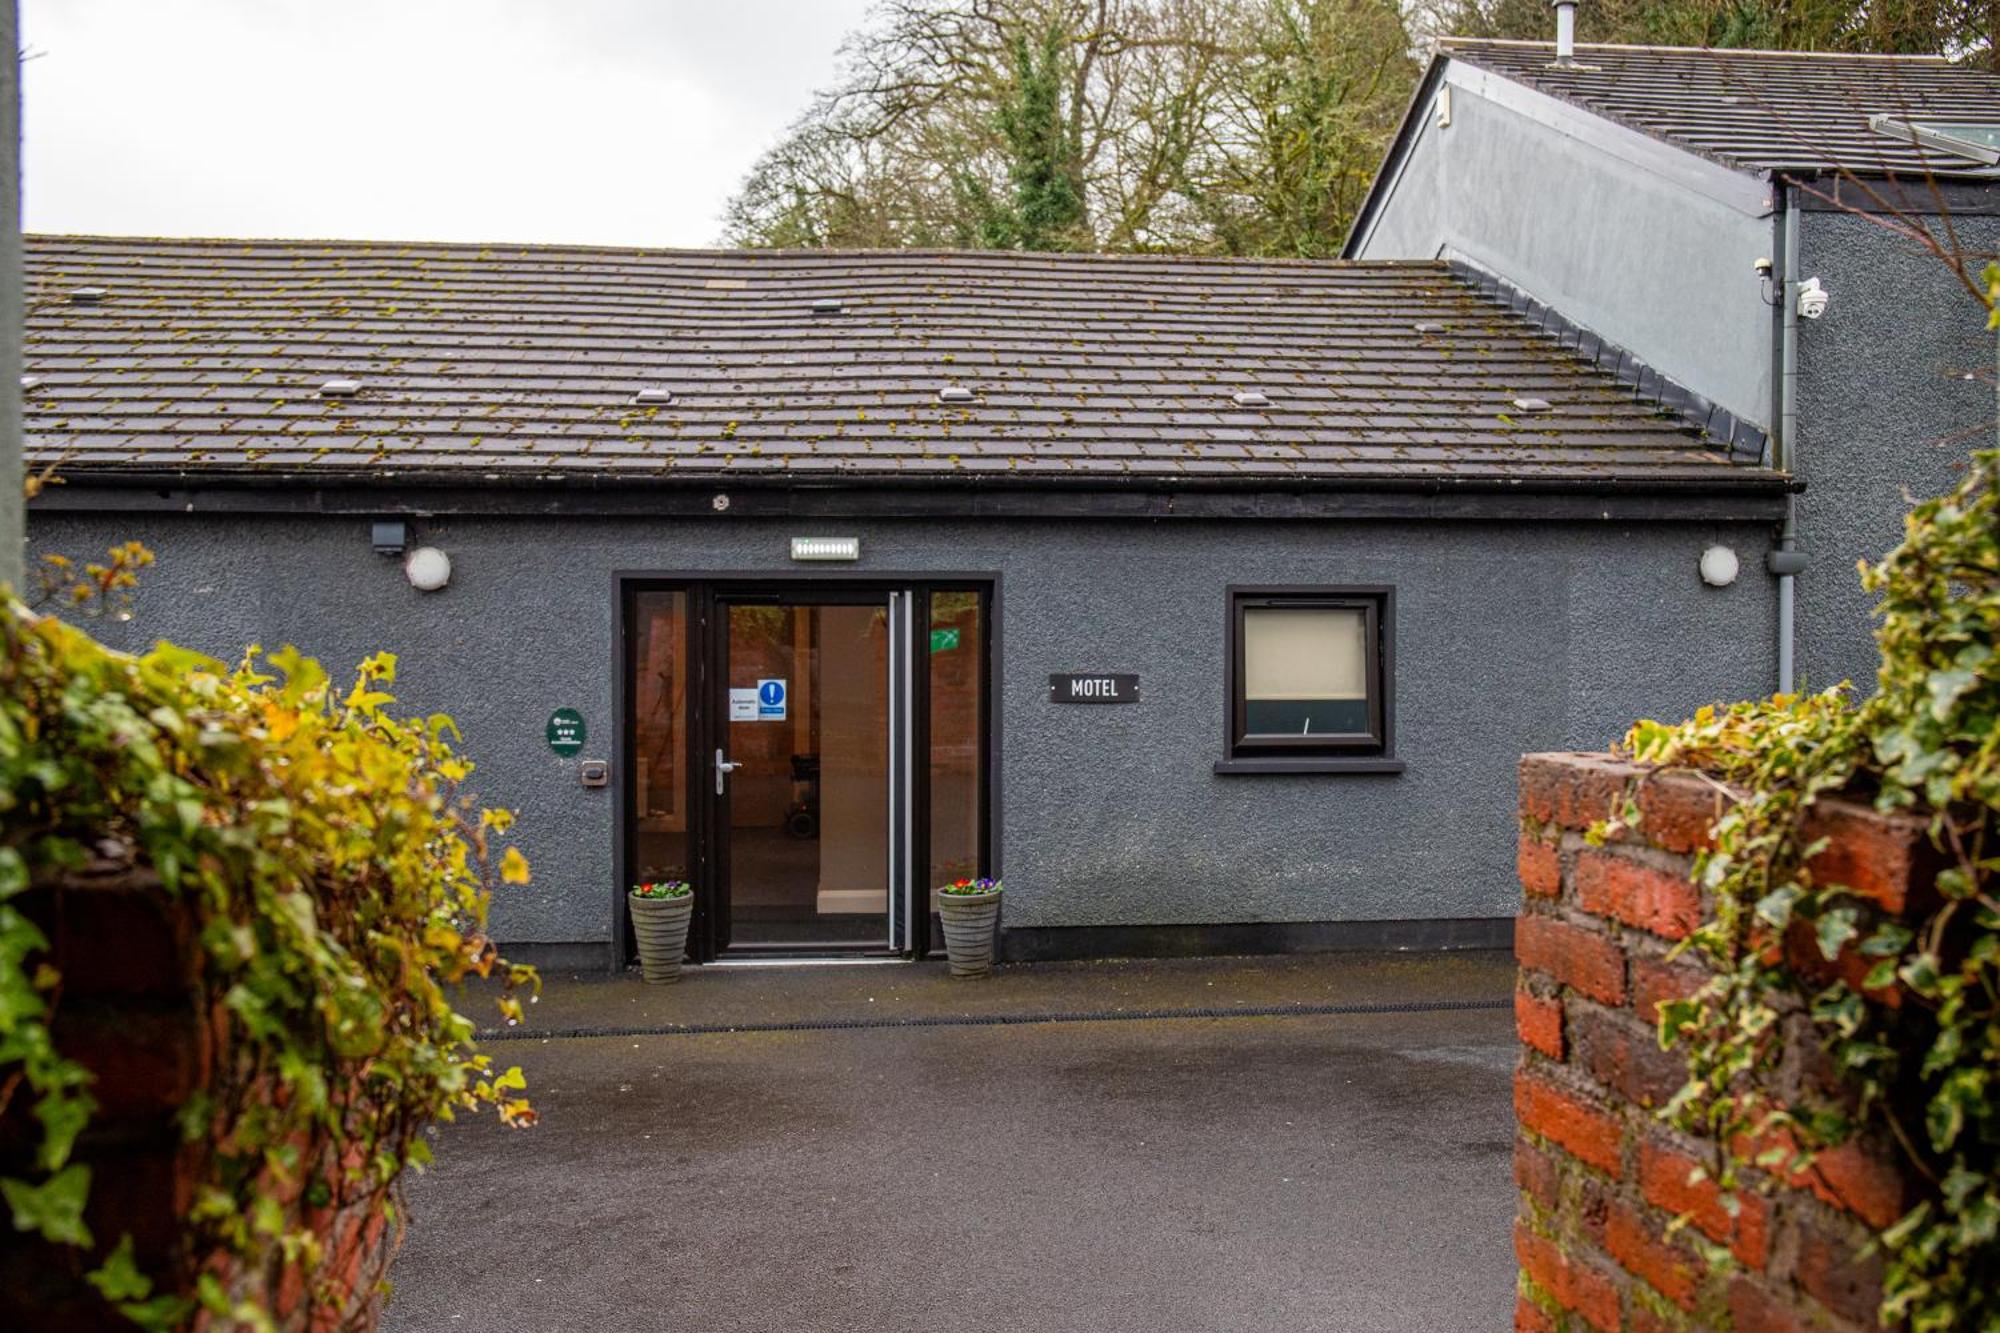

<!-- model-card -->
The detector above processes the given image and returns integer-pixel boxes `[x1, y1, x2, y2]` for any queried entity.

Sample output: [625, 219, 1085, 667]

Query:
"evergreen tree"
[990, 24, 1090, 249]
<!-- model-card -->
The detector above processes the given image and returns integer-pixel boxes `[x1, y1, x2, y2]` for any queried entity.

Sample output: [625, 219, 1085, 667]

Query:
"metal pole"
[1, 0, 23, 595]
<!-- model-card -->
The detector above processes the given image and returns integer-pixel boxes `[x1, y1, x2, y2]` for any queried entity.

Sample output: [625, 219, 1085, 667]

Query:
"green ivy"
[1604, 444, 1999, 1331]
[0, 601, 536, 1328]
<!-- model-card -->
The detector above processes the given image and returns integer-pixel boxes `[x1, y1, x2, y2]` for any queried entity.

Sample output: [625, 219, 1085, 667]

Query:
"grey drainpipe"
[1769, 183, 1808, 694]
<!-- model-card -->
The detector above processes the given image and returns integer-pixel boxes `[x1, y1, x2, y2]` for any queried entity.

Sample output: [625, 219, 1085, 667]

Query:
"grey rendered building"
[23, 239, 1787, 967]
[1347, 39, 2000, 696]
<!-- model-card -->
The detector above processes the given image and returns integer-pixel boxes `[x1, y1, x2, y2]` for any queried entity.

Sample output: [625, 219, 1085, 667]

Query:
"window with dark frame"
[1225, 587, 1394, 767]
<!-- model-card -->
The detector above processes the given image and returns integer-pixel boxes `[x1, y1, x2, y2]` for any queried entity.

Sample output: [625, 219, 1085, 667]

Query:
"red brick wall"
[1514, 753, 1930, 1333]
[0, 854, 390, 1331]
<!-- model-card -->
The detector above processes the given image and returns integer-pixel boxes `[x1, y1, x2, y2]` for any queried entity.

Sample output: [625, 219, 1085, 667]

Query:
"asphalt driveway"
[384, 952, 1518, 1332]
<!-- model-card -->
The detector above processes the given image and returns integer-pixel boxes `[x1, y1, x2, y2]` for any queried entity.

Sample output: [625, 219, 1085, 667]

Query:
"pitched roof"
[1443, 40, 2000, 177]
[20, 234, 1778, 493]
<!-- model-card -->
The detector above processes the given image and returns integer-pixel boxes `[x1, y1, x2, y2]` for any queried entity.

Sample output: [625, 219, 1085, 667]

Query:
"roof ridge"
[20, 232, 1453, 271]
[1439, 37, 1953, 63]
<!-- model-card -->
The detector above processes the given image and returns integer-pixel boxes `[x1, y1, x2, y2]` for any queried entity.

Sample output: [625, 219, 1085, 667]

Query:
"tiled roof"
[21, 235, 1775, 490]
[1444, 40, 2000, 177]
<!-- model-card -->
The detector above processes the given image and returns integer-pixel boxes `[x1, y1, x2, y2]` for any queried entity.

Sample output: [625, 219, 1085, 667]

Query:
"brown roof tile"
[22, 235, 1779, 490]
[1444, 40, 2000, 177]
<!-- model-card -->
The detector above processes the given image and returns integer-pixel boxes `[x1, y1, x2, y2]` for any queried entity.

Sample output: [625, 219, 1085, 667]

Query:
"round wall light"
[405, 546, 452, 592]
[1699, 544, 1740, 588]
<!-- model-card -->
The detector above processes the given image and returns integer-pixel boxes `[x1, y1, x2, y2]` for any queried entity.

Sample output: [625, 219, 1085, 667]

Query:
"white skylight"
[1869, 115, 2000, 166]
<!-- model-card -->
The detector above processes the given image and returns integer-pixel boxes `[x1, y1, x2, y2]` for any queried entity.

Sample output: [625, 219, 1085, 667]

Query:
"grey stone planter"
[628, 892, 694, 984]
[937, 889, 1002, 977]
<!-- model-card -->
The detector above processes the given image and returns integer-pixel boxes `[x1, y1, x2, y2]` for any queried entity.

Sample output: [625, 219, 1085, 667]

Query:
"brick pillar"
[0, 856, 207, 1330]
[1513, 753, 1932, 1332]
[0, 853, 389, 1330]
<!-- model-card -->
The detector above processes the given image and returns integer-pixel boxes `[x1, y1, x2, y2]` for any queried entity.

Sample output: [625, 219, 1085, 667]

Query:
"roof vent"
[811, 297, 844, 316]
[631, 388, 675, 405]
[318, 377, 362, 397]
[70, 285, 107, 305]
[1231, 390, 1272, 409]
[1551, 0, 1577, 65]
[1511, 397, 1554, 413]
[937, 386, 978, 405]
[20, 374, 41, 392]
[1413, 322, 1445, 335]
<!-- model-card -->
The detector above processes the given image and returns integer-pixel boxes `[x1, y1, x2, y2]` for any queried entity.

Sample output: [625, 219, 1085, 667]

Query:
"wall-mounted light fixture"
[1699, 545, 1740, 588]
[790, 536, 860, 562]
[371, 521, 409, 555]
[405, 547, 452, 592]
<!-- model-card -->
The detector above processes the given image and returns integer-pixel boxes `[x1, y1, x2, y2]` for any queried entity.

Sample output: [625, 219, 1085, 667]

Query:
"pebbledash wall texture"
[1790, 207, 2000, 696]
[31, 510, 1779, 958]
[1513, 752, 1935, 1333]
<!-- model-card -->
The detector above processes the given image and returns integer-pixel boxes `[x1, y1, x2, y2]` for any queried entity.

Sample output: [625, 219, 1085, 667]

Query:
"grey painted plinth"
[628, 894, 693, 984]
[938, 891, 1002, 977]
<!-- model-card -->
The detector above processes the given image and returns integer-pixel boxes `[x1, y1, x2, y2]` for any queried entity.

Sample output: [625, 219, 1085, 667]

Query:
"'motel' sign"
[1048, 673, 1139, 704]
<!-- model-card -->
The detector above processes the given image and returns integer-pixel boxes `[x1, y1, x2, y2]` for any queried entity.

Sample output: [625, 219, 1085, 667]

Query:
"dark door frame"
[611, 571, 1000, 970]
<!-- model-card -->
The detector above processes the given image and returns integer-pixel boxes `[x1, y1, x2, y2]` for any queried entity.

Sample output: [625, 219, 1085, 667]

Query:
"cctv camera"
[1797, 277, 1830, 320]
[1752, 257, 1773, 276]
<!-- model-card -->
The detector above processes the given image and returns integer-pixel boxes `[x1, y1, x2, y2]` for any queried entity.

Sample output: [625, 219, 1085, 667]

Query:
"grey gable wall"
[1793, 208, 2000, 692]
[1351, 63, 1775, 431]
[1352, 59, 2000, 699]
[30, 510, 1777, 952]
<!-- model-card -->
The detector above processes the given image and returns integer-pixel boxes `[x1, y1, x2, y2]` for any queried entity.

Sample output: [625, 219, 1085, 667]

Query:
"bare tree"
[721, 0, 1418, 254]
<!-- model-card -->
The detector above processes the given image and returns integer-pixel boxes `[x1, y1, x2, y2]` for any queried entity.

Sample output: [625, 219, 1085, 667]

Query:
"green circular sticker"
[546, 708, 586, 756]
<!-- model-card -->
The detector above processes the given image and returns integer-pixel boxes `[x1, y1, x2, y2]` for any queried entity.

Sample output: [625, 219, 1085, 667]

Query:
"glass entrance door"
[623, 580, 988, 966]
[714, 593, 898, 950]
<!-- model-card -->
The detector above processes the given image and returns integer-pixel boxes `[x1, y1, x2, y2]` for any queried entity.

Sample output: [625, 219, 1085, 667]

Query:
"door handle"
[714, 747, 742, 795]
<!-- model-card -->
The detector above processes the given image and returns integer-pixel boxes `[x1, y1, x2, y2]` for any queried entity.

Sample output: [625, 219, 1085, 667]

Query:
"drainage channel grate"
[477, 996, 1510, 1043]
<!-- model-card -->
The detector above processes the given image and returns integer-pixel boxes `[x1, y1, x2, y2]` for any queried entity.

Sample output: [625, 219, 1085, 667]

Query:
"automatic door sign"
[546, 708, 587, 755]
[728, 689, 759, 721]
[757, 679, 788, 720]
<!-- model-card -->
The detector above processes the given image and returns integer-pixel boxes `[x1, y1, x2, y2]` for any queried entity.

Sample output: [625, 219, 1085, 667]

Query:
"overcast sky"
[20, 0, 877, 247]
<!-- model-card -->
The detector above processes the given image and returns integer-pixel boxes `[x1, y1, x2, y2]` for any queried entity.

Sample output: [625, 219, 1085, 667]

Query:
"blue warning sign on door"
[756, 678, 787, 720]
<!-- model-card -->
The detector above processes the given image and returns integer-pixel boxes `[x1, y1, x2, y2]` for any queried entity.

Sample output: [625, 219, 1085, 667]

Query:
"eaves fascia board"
[23, 463, 1796, 499]
[1441, 61, 1776, 220]
[24, 473, 1793, 523]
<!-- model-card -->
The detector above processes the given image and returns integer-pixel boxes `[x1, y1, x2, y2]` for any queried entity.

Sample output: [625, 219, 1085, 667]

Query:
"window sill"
[1212, 757, 1406, 776]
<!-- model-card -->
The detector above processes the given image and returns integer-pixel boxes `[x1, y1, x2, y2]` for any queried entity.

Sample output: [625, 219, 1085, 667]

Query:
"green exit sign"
[929, 627, 961, 653]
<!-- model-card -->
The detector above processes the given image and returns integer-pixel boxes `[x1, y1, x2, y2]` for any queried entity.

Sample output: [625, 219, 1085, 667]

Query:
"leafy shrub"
[1608, 444, 1999, 1330]
[0, 601, 536, 1328]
